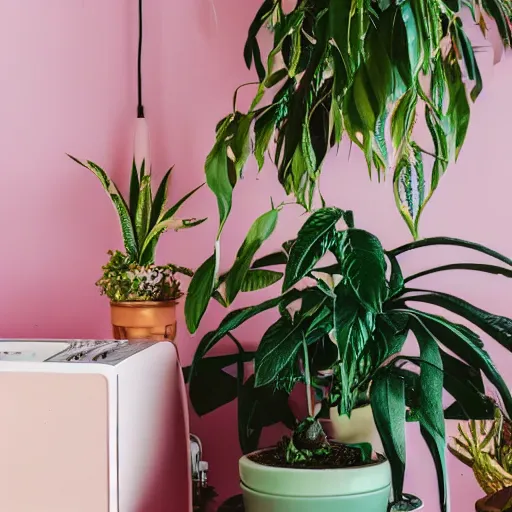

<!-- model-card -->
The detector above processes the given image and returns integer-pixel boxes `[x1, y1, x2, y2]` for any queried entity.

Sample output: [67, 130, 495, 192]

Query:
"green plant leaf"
[264, 68, 289, 88]
[340, 229, 388, 312]
[240, 269, 283, 292]
[334, 284, 375, 414]
[393, 144, 425, 240]
[230, 113, 254, 177]
[409, 319, 447, 512]
[225, 209, 279, 305]
[254, 316, 305, 387]
[254, 105, 278, 170]
[206, 140, 232, 238]
[139, 184, 205, 260]
[400, 1, 424, 78]
[284, 207, 345, 290]
[244, 0, 277, 80]
[404, 262, 512, 284]
[389, 237, 512, 267]
[68, 155, 138, 259]
[453, 18, 483, 101]
[190, 289, 303, 376]
[388, 253, 405, 297]
[391, 90, 418, 155]
[129, 159, 140, 223]
[402, 289, 512, 350]
[370, 370, 407, 503]
[185, 251, 218, 334]
[252, 251, 288, 269]
[396, 309, 512, 418]
[150, 166, 173, 229]
[188, 351, 255, 416]
[444, 55, 470, 159]
[135, 174, 152, 246]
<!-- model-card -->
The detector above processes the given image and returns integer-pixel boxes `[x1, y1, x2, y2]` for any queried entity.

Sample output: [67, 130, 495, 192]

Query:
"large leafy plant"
[69, 156, 205, 301]
[187, 206, 512, 511]
[205, 0, 512, 240]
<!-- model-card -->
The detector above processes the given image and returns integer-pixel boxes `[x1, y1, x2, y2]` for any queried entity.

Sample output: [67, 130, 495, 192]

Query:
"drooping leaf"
[453, 18, 483, 101]
[402, 289, 512, 351]
[206, 115, 235, 238]
[409, 319, 447, 512]
[393, 144, 425, 240]
[230, 113, 254, 178]
[404, 262, 512, 284]
[254, 105, 278, 170]
[444, 54, 470, 159]
[371, 370, 407, 503]
[68, 155, 138, 259]
[283, 207, 345, 289]
[389, 237, 512, 267]
[225, 209, 279, 305]
[400, 1, 424, 78]
[391, 90, 418, 156]
[185, 251, 218, 334]
[340, 229, 388, 312]
[244, 0, 277, 80]
[396, 309, 512, 418]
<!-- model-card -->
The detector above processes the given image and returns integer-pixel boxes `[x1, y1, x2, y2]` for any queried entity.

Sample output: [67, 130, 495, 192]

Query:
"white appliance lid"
[0, 341, 71, 362]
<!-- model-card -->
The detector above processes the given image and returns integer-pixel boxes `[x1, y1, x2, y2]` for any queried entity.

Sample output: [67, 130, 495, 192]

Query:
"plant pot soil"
[110, 300, 177, 342]
[249, 441, 381, 470]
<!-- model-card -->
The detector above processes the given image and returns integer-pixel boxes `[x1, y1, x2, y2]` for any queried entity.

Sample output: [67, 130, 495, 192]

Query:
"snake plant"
[206, 0, 512, 240]
[69, 156, 205, 301]
[186, 206, 512, 511]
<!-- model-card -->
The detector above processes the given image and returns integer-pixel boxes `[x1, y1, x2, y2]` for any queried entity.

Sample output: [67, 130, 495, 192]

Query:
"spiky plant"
[450, 404, 512, 496]
[69, 156, 205, 301]
[205, 0, 512, 240]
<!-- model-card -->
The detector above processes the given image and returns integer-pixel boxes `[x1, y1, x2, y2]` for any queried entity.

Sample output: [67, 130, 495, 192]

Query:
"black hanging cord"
[137, 0, 144, 118]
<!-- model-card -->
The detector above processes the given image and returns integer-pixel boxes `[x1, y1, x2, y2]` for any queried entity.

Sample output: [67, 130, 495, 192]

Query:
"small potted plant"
[69, 155, 205, 341]
[186, 207, 512, 511]
[449, 403, 512, 511]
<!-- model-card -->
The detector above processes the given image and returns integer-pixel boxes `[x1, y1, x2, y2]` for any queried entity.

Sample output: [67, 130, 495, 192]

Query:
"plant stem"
[302, 335, 313, 417]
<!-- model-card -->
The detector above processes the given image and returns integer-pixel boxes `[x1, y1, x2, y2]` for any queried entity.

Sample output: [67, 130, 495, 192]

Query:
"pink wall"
[0, 1, 511, 510]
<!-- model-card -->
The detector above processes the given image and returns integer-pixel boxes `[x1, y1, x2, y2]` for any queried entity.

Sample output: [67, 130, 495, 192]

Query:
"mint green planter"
[239, 450, 391, 512]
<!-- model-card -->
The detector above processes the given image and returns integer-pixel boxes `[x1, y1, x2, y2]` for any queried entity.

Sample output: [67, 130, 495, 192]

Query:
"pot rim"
[239, 447, 391, 498]
[109, 300, 178, 308]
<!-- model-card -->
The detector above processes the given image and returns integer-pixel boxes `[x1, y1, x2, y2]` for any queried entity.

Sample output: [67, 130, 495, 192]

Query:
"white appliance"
[0, 339, 191, 512]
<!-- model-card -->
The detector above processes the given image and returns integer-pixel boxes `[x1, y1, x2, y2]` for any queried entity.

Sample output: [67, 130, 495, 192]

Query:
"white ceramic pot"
[239, 449, 391, 512]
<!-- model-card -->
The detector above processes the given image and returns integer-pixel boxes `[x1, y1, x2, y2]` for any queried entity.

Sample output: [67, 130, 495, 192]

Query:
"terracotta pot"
[476, 487, 512, 512]
[110, 300, 177, 342]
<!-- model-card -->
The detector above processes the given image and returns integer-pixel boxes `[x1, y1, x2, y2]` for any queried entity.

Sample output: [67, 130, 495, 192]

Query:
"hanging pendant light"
[134, 0, 150, 172]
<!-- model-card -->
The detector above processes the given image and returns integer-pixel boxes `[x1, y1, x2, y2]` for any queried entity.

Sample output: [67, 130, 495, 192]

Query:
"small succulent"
[96, 250, 190, 302]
